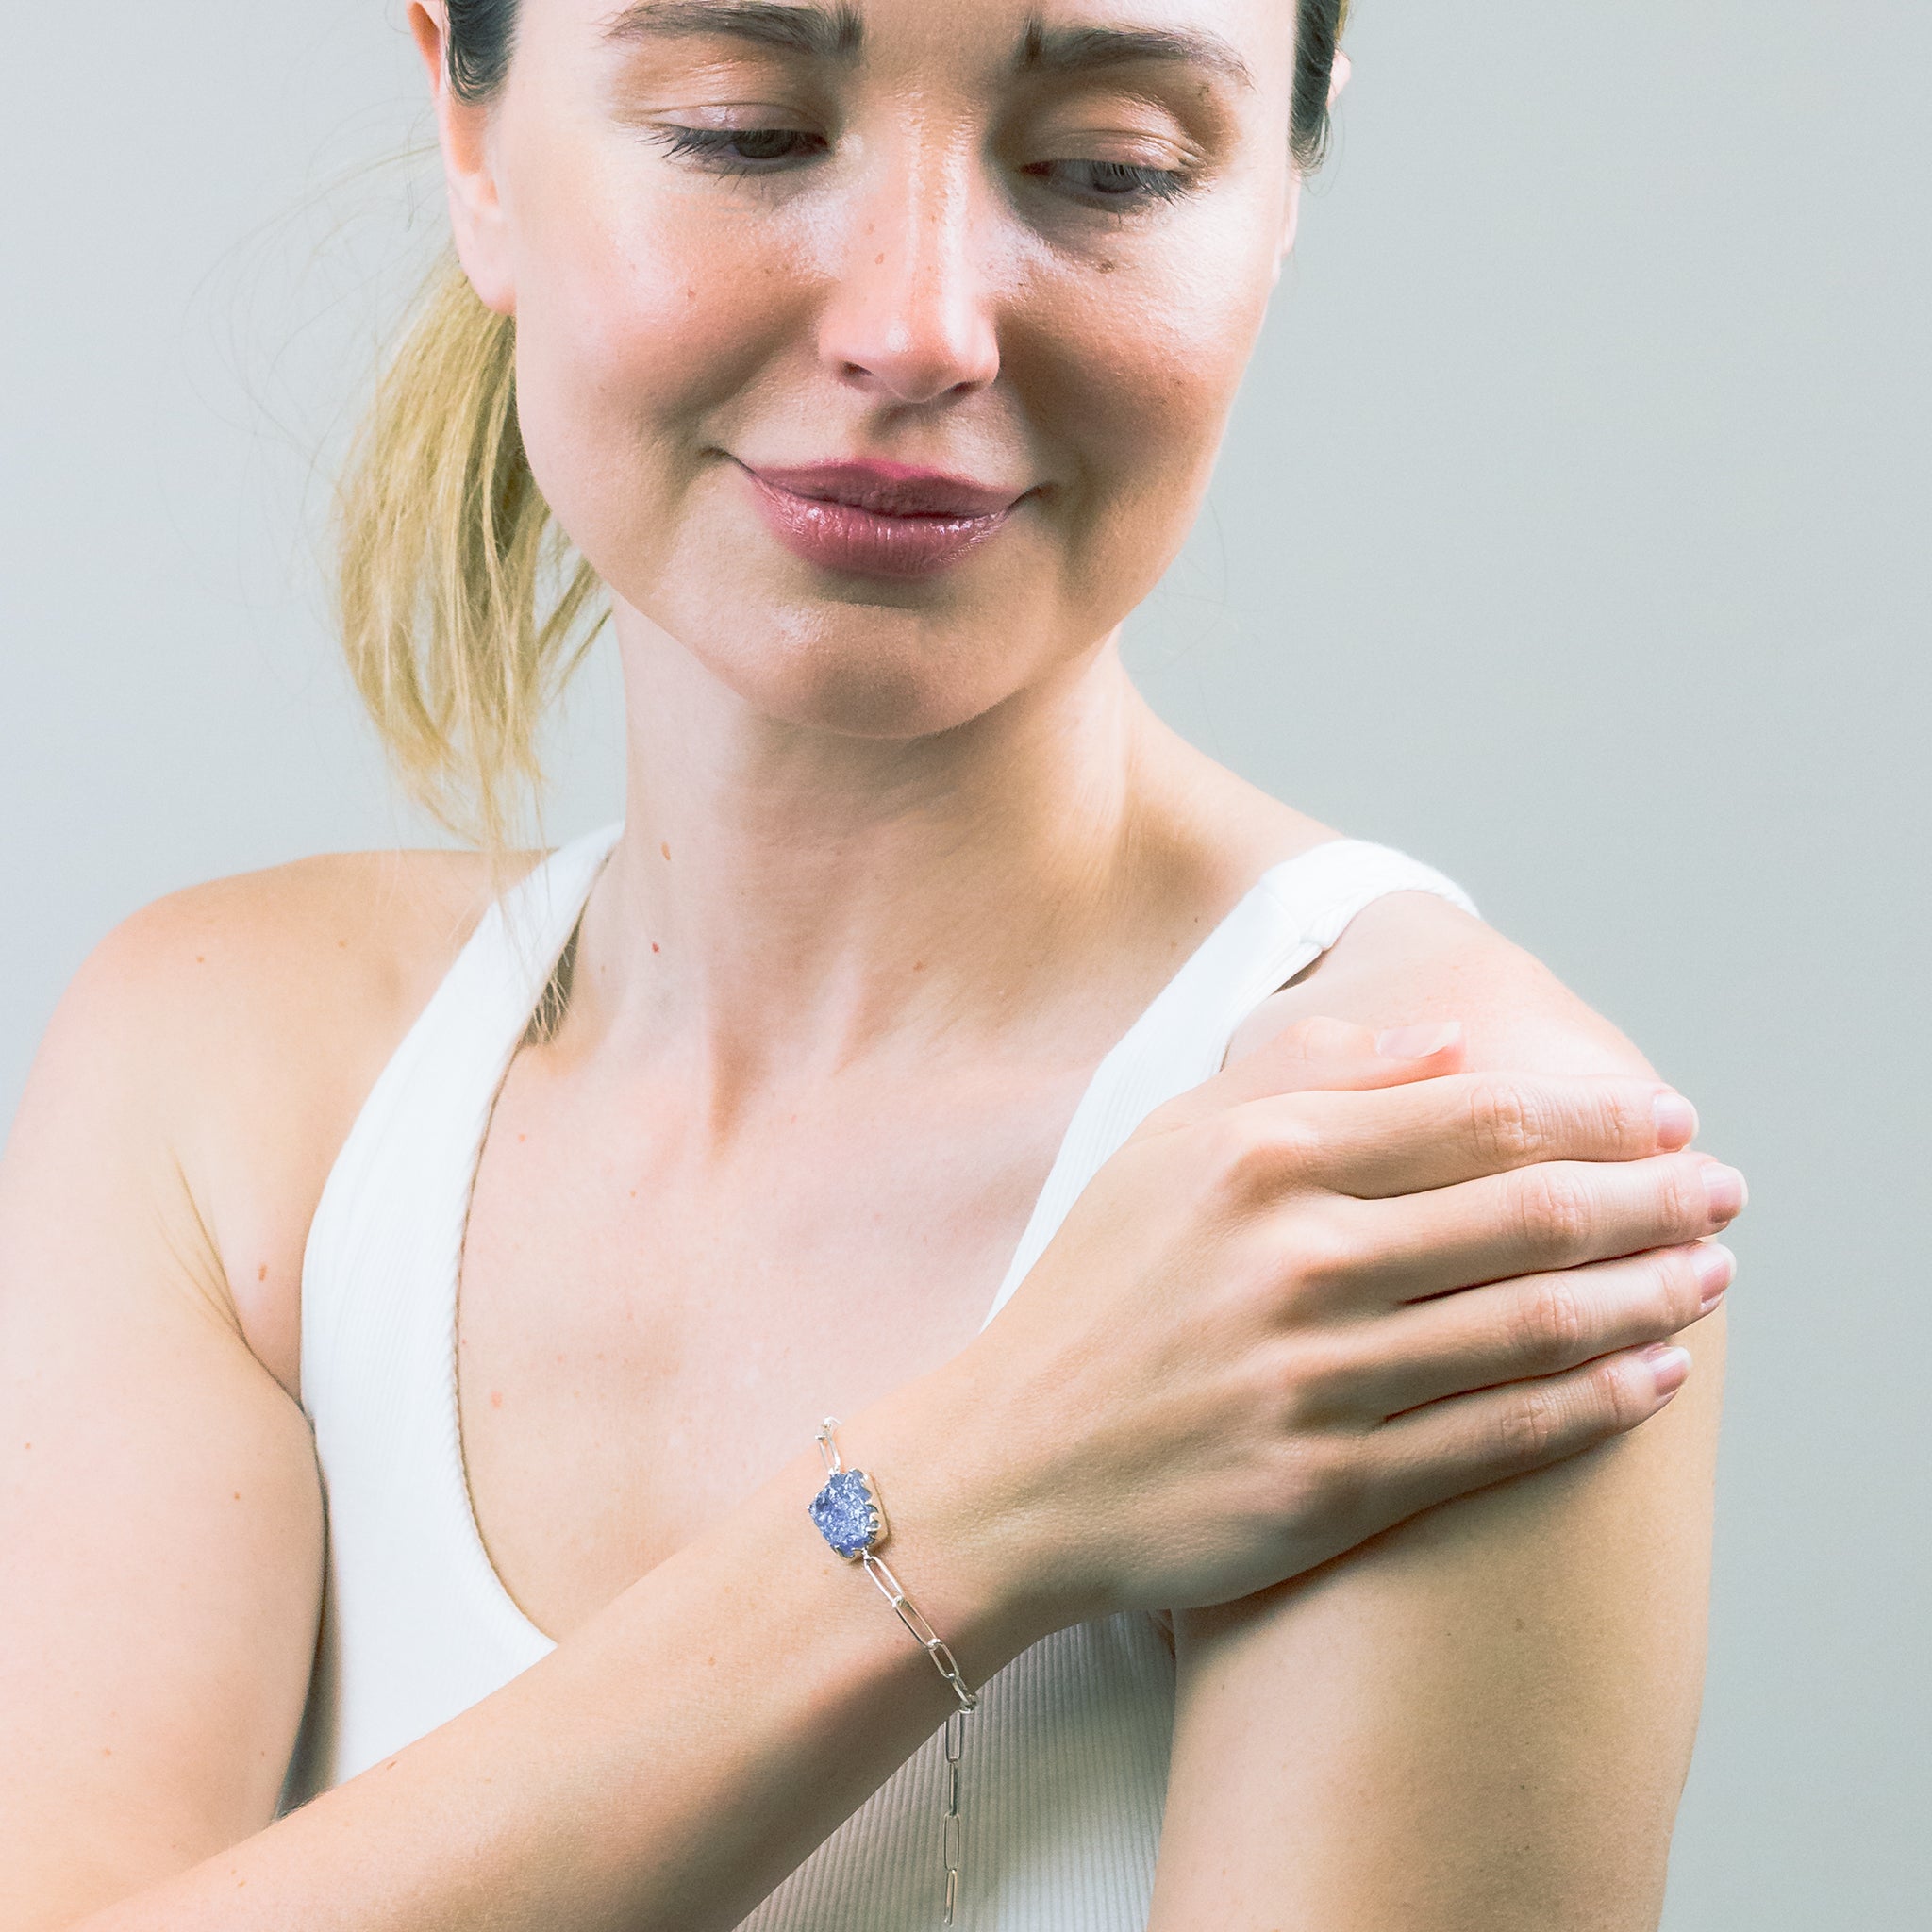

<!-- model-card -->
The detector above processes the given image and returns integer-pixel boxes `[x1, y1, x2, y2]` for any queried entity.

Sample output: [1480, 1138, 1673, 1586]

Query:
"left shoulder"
[1230, 878, 1657, 1080]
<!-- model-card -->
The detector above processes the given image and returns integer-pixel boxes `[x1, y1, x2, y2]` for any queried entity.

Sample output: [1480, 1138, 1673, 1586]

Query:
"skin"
[0, 3, 1735, 1928]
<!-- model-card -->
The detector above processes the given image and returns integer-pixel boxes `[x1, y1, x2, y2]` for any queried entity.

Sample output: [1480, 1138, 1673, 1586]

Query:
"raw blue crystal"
[809, 1469, 881, 1557]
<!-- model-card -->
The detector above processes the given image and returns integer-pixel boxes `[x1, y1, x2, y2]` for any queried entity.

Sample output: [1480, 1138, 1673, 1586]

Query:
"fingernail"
[1375, 1021, 1461, 1058]
[1694, 1241, 1735, 1312]
[1641, 1342, 1692, 1399]
[1702, 1164, 1747, 1222]
[1653, 1091, 1698, 1150]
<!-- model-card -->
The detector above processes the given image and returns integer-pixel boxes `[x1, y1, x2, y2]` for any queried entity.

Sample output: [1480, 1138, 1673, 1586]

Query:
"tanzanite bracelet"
[810, 1418, 976, 1924]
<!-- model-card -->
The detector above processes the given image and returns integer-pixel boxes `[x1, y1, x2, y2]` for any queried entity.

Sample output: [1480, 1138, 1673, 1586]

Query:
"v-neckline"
[444, 826, 1341, 1653]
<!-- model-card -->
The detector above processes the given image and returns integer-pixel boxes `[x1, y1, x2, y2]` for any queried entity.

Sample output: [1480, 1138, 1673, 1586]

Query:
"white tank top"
[283, 822, 1476, 1928]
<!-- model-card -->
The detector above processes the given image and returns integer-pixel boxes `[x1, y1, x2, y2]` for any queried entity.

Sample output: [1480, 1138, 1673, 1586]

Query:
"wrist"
[830, 1362, 1077, 1683]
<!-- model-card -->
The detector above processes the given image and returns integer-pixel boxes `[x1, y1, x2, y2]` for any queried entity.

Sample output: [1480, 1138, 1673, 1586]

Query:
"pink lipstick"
[740, 459, 1025, 579]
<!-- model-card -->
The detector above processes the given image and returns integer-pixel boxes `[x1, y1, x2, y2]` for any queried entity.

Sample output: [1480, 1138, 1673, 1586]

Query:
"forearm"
[72, 1390, 1039, 1932]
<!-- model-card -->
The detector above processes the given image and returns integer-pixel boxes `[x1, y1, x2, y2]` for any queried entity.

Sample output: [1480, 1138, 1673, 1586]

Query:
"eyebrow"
[599, 5, 1255, 92]
[600, 1, 863, 60]
[1015, 16, 1256, 92]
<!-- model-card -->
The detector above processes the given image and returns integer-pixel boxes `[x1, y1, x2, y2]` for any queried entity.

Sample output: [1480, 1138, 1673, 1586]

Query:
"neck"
[564, 610, 1224, 1107]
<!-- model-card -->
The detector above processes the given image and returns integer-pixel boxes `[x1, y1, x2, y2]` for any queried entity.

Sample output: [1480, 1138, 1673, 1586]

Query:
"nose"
[817, 141, 1001, 406]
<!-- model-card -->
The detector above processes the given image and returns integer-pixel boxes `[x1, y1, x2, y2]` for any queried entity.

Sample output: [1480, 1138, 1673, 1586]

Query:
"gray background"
[3, 2, 1925, 1924]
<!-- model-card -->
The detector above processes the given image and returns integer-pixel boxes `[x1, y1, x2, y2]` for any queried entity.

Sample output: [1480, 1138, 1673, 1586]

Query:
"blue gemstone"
[809, 1470, 880, 1557]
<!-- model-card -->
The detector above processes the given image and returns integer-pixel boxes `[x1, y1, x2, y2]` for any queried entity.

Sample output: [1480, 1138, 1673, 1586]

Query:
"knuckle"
[1203, 1110, 1318, 1205]
[1287, 1437, 1369, 1536]
[1286, 1202, 1363, 1299]
[1657, 1158, 1707, 1237]
[1652, 1248, 1702, 1333]
[1280, 1015, 1370, 1062]
[1495, 1382, 1565, 1465]
[1194, 1114, 1266, 1201]
[1507, 1273, 1588, 1371]
[1517, 1165, 1595, 1261]
[1592, 1355, 1649, 1435]
[1591, 1078, 1646, 1155]
[1467, 1078, 1543, 1166]
[1271, 1331, 1354, 1424]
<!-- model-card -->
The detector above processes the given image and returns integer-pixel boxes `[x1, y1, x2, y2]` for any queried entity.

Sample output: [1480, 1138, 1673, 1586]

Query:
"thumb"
[1143, 1015, 1467, 1135]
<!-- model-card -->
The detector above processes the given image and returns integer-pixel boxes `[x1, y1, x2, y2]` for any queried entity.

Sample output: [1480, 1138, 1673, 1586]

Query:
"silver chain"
[815, 1419, 976, 1924]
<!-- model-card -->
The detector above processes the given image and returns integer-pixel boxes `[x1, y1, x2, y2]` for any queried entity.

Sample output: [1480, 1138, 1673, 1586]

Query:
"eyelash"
[649, 125, 1196, 211]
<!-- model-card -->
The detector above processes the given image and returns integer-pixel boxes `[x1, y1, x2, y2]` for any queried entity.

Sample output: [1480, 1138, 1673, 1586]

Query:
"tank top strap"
[300, 820, 622, 1423]
[978, 839, 1476, 1329]
[297, 823, 622, 1607]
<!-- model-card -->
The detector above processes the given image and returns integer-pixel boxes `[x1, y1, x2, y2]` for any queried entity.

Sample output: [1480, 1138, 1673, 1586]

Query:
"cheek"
[502, 125, 788, 582]
[1023, 233, 1275, 617]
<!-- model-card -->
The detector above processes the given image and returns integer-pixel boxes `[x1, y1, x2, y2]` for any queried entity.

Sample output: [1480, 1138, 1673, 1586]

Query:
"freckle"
[102, 1746, 112, 1757]
[258, 1264, 268, 1282]
[913, 959, 925, 972]
[491, 1389, 504, 1407]
[232, 1491, 242, 1500]
[195, 955, 206, 964]
[518, 1132, 527, 1142]
[660, 841, 671, 861]
[338, 939, 347, 949]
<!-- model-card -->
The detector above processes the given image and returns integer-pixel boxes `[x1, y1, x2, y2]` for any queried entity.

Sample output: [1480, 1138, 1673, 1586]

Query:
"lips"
[739, 459, 1027, 579]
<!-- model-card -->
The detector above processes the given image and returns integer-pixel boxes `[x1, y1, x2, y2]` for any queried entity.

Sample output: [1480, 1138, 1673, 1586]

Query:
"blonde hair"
[335, 251, 605, 859]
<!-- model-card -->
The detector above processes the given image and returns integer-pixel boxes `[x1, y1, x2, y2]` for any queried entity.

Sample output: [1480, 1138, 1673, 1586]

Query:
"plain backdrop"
[3, 2, 1926, 1924]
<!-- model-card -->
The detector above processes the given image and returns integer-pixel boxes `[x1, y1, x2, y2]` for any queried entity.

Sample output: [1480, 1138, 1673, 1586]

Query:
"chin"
[625, 571, 1063, 741]
[594, 487, 1083, 741]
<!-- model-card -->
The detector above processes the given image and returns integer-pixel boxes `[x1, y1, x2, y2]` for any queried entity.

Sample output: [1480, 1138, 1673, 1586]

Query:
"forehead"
[568, 0, 1298, 92]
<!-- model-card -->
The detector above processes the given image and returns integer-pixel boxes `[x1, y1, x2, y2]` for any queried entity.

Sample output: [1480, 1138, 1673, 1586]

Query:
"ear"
[409, 2, 517, 316]
[1273, 51, 1353, 279]
[1273, 170, 1305, 282]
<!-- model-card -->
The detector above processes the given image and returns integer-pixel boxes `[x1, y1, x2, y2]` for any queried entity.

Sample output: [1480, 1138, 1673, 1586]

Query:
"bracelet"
[809, 1417, 976, 1925]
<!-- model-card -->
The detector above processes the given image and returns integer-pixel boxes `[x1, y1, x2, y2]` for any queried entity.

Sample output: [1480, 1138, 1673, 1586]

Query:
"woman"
[0, 2, 1740, 1927]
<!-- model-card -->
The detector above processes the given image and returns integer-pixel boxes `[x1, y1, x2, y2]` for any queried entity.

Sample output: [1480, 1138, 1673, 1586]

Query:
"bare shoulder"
[1232, 883, 1657, 1080]
[19, 844, 530, 1393]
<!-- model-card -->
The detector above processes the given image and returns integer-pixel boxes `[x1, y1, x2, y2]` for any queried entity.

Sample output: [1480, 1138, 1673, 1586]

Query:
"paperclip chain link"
[814, 1419, 976, 1924]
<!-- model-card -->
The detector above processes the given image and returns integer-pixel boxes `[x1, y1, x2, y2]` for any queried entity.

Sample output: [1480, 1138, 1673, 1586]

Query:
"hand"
[946, 1016, 1742, 1627]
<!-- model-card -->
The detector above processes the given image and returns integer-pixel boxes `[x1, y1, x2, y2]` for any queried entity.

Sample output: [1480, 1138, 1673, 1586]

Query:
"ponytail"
[335, 250, 604, 859]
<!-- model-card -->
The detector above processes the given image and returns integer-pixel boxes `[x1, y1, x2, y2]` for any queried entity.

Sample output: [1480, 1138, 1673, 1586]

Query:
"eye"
[653, 125, 830, 173]
[1023, 158, 1194, 211]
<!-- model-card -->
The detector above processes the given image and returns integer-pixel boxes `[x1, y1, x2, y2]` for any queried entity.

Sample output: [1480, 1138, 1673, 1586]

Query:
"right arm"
[0, 893, 1051, 1932]
[1, 918, 1736, 1930]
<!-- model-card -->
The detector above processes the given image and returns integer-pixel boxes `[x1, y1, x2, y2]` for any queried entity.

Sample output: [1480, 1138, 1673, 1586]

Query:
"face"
[419, 0, 1316, 739]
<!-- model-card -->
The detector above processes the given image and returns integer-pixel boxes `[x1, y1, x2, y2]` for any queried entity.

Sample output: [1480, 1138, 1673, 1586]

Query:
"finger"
[1315, 1150, 1746, 1305]
[1153, 1015, 1467, 1135]
[1312, 1241, 1733, 1423]
[1362, 1338, 1692, 1522]
[1231, 1069, 1699, 1199]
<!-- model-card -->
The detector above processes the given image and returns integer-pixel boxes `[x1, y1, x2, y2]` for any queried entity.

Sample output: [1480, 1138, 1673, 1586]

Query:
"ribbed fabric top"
[283, 824, 1476, 1928]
